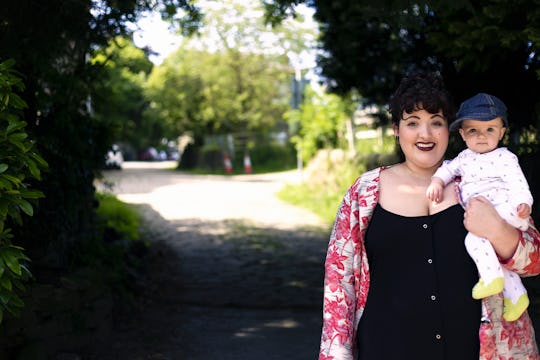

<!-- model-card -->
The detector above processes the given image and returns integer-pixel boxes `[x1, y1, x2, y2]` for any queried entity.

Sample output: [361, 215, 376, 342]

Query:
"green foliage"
[146, 0, 316, 143]
[77, 192, 142, 277]
[71, 192, 145, 305]
[146, 46, 291, 141]
[277, 149, 399, 224]
[0, 0, 204, 272]
[355, 133, 397, 157]
[247, 142, 297, 173]
[198, 144, 224, 171]
[264, 0, 540, 130]
[95, 192, 140, 241]
[91, 37, 156, 152]
[285, 85, 352, 163]
[0, 59, 47, 323]
[278, 152, 364, 224]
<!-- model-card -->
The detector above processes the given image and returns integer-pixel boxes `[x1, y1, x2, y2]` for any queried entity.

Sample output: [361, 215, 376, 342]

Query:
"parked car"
[138, 147, 160, 161]
[105, 144, 124, 169]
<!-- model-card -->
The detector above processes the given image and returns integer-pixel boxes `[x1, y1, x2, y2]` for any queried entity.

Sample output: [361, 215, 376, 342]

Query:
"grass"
[96, 192, 142, 240]
[277, 183, 342, 225]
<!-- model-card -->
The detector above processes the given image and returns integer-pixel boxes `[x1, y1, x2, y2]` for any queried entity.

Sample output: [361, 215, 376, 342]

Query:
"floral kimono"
[319, 166, 540, 360]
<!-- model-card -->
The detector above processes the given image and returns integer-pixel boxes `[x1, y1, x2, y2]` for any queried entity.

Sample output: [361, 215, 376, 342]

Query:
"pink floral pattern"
[319, 166, 540, 360]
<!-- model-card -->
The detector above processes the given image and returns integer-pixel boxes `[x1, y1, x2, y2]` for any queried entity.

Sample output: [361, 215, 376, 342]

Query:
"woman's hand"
[464, 196, 519, 260]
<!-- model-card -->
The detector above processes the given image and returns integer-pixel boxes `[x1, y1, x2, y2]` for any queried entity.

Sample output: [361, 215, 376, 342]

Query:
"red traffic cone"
[243, 153, 252, 174]
[223, 153, 233, 174]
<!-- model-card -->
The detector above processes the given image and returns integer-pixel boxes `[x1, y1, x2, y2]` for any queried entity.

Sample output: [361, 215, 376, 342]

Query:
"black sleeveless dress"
[357, 203, 481, 360]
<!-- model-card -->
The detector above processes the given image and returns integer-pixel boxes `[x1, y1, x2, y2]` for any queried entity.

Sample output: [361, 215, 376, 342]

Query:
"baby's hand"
[426, 179, 444, 203]
[517, 203, 532, 218]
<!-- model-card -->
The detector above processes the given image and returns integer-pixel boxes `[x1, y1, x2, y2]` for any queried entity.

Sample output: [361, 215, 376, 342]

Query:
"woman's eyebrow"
[401, 115, 420, 120]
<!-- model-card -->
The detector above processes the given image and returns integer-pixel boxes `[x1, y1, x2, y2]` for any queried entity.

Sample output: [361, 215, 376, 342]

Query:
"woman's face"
[394, 108, 449, 172]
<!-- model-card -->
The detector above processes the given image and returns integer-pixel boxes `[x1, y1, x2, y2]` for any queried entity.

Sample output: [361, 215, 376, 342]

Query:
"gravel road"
[92, 162, 332, 360]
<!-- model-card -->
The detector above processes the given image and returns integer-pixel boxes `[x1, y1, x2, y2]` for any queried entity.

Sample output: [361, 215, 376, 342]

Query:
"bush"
[277, 148, 399, 224]
[198, 144, 223, 171]
[95, 192, 140, 241]
[245, 143, 296, 173]
[0, 59, 48, 323]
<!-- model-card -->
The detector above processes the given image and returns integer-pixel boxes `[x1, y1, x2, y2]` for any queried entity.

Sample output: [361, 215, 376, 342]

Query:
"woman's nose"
[419, 124, 432, 137]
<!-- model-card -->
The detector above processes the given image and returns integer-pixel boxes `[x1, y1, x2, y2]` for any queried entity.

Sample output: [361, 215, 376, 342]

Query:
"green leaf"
[27, 161, 41, 180]
[0, 291, 9, 305]
[0, 276, 12, 291]
[0, 200, 8, 217]
[0, 174, 21, 187]
[7, 94, 27, 110]
[6, 121, 26, 134]
[20, 189, 44, 199]
[29, 152, 48, 168]
[9, 293, 23, 307]
[0, 178, 14, 190]
[15, 199, 33, 216]
[7, 135, 26, 151]
[0, 251, 21, 276]
[0, 164, 8, 174]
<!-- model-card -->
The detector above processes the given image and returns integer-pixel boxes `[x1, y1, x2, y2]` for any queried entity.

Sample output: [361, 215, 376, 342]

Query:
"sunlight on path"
[106, 164, 326, 230]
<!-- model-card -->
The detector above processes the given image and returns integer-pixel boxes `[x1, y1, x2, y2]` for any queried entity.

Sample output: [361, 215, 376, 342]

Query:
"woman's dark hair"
[389, 71, 455, 126]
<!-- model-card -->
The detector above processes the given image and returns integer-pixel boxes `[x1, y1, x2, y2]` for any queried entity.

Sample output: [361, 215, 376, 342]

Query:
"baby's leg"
[502, 268, 529, 321]
[496, 202, 529, 231]
[465, 232, 504, 299]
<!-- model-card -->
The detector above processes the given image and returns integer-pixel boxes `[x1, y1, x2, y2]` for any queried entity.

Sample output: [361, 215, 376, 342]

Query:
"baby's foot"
[472, 277, 504, 299]
[503, 294, 530, 322]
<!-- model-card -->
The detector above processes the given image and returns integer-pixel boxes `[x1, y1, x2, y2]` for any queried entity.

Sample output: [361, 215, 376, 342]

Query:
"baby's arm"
[517, 203, 532, 219]
[426, 177, 445, 203]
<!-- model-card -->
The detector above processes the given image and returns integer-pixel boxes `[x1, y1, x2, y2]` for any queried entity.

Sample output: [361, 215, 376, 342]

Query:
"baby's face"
[458, 117, 506, 154]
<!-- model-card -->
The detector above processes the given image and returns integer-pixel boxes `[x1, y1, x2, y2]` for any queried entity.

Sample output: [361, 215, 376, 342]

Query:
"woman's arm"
[464, 196, 540, 276]
[319, 185, 357, 360]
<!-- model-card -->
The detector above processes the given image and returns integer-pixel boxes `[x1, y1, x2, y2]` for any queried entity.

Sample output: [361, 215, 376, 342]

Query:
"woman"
[318, 71, 540, 360]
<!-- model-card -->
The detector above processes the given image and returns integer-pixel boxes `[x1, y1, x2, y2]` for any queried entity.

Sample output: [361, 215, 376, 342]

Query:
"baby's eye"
[487, 128, 495, 132]
[468, 129, 477, 134]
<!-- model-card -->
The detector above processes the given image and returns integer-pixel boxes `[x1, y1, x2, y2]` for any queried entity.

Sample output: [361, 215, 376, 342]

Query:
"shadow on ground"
[88, 204, 331, 360]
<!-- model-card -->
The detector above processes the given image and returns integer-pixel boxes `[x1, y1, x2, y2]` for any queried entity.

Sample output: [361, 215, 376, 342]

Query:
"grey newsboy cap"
[449, 93, 508, 131]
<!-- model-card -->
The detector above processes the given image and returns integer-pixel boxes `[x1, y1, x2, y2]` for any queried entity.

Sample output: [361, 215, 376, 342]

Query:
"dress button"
[422, 223, 428, 229]
[435, 334, 442, 340]
[431, 295, 437, 301]
[427, 258, 433, 264]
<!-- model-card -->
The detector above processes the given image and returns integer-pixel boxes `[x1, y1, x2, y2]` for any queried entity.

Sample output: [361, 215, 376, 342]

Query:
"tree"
[144, 46, 207, 143]
[146, 0, 317, 146]
[264, 0, 540, 224]
[264, 0, 540, 132]
[91, 37, 155, 153]
[0, 0, 202, 267]
[285, 84, 352, 162]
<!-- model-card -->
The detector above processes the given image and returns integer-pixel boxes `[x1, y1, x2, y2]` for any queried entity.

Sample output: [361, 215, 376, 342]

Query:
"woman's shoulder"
[358, 165, 391, 183]
[352, 165, 395, 192]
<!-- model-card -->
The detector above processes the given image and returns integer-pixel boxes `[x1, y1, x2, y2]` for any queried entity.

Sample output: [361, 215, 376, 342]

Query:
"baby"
[426, 93, 533, 322]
